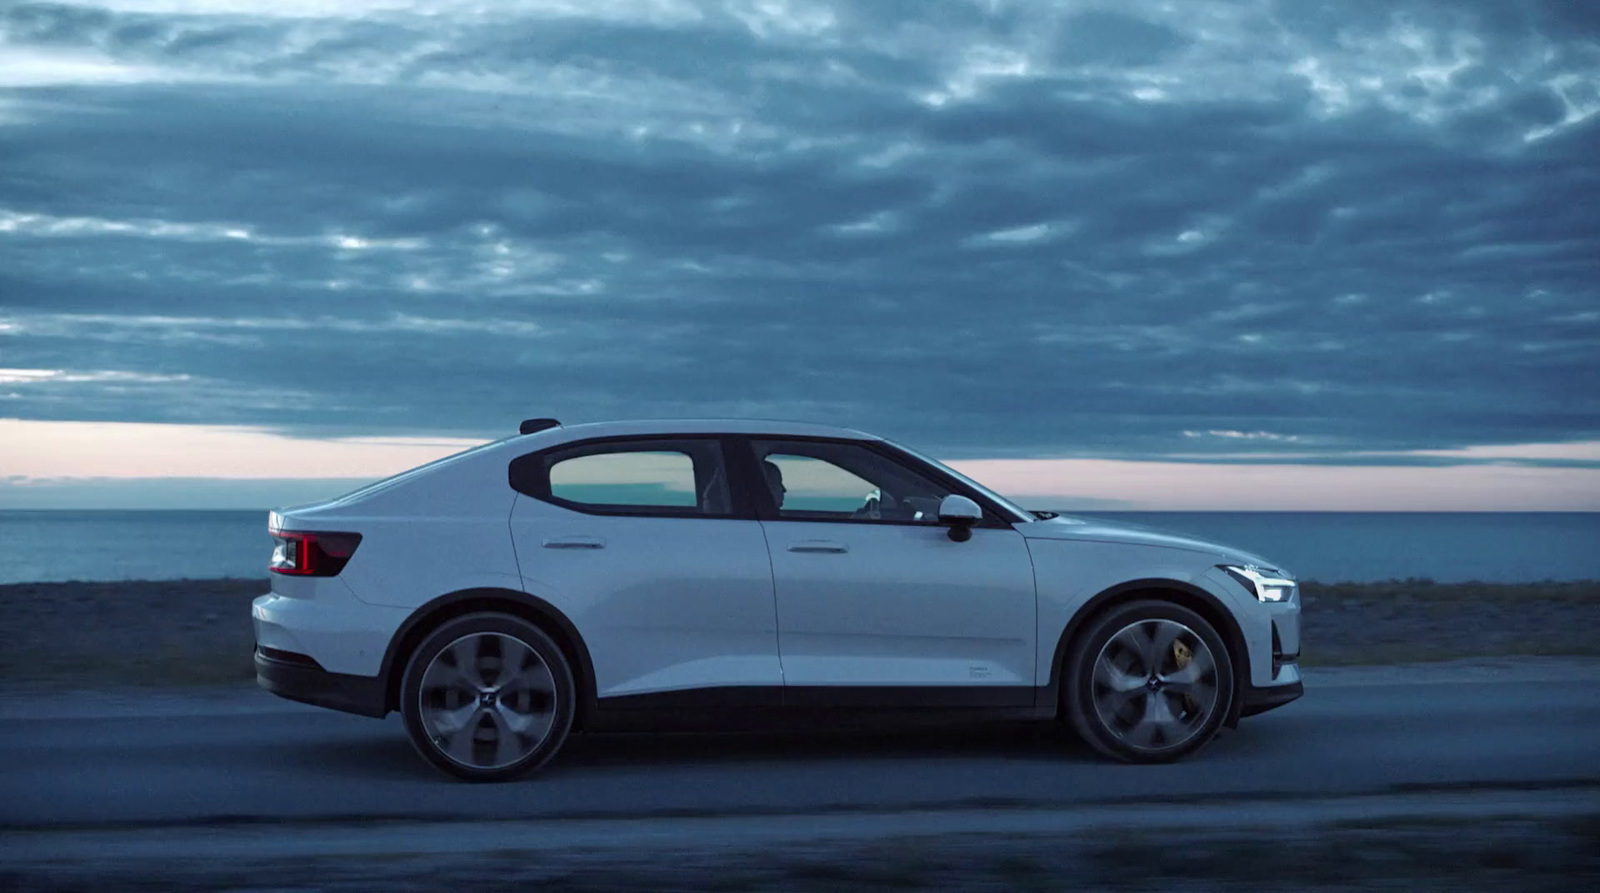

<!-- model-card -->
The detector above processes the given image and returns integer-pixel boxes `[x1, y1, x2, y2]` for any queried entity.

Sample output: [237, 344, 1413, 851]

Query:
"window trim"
[508, 434, 752, 519]
[732, 435, 1016, 529]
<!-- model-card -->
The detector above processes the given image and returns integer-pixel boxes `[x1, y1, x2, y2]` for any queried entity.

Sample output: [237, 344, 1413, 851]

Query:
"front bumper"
[1240, 679, 1303, 717]
[254, 647, 388, 718]
[1238, 657, 1303, 718]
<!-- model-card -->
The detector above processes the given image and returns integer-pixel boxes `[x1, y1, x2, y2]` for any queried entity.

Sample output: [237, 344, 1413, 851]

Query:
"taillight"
[269, 529, 362, 577]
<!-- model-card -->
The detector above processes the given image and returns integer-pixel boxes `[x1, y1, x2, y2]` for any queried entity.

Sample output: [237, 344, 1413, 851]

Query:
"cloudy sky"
[1, 0, 1598, 509]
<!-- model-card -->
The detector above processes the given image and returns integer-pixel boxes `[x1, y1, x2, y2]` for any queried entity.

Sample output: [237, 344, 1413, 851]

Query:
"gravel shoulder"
[1, 578, 1598, 688]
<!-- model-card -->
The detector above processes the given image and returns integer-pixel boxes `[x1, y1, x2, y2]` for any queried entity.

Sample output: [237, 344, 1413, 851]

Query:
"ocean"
[0, 510, 1595, 585]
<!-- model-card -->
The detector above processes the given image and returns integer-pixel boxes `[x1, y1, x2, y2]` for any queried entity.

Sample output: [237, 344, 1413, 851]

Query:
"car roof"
[533, 418, 881, 441]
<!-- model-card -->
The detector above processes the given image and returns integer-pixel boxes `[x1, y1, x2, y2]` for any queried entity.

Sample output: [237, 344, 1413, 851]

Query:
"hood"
[1019, 514, 1280, 571]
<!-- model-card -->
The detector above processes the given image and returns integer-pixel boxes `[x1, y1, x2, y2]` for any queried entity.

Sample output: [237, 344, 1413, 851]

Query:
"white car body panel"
[272, 453, 526, 612]
[764, 521, 1036, 688]
[510, 494, 782, 698]
[1023, 538, 1251, 683]
[1016, 514, 1274, 564]
[544, 418, 880, 441]
[252, 576, 410, 677]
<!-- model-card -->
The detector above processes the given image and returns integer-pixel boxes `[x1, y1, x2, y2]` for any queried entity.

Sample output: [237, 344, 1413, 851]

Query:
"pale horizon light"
[3, 419, 1597, 512]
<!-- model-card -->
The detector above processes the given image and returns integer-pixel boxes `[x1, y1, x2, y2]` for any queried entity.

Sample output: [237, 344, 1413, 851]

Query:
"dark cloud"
[1054, 11, 1191, 66]
[1, 0, 1597, 459]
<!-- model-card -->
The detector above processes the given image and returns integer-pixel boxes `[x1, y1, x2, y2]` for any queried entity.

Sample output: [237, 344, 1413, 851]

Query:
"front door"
[745, 438, 1037, 705]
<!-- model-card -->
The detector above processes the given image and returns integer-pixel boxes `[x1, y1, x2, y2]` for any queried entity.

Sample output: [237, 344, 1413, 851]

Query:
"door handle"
[788, 540, 848, 553]
[543, 536, 606, 549]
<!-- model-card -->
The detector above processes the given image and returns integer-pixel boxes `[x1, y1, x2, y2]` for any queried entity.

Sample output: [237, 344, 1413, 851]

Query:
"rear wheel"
[1064, 600, 1233, 762]
[400, 613, 575, 781]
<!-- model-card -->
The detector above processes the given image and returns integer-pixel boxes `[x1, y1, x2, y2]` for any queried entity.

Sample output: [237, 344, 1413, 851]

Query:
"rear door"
[508, 436, 781, 703]
[742, 437, 1037, 705]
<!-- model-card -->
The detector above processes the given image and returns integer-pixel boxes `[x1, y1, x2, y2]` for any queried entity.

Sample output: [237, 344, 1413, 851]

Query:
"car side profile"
[253, 418, 1303, 780]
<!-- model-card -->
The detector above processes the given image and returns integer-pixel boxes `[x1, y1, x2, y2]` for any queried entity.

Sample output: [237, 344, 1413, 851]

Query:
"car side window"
[530, 439, 732, 516]
[751, 439, 954, 524]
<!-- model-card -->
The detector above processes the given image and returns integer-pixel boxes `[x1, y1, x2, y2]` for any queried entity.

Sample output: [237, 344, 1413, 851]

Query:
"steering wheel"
[851, 489, 895, 520]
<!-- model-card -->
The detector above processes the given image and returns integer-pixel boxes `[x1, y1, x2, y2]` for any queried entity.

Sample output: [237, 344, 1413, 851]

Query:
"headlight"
[1220, 564, 1296, 602]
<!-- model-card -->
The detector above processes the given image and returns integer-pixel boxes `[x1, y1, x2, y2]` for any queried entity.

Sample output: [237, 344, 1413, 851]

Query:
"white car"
[253, 418, 1302, 780]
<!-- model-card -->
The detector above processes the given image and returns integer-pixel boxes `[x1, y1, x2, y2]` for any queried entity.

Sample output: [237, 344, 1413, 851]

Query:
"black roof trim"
[519, 418, 561, 435]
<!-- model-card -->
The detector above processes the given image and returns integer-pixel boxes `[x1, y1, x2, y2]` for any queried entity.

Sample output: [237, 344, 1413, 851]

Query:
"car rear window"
[549, 450, 698, 508]
[513, 437, 733, 516]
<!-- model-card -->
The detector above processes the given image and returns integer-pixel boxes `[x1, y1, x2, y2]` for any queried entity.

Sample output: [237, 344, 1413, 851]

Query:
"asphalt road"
[3, 664, 1599, 828]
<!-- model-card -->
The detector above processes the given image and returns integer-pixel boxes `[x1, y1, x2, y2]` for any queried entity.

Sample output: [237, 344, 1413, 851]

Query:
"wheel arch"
[378, 587, 597, 729]
[1045, 578, 1250, 728]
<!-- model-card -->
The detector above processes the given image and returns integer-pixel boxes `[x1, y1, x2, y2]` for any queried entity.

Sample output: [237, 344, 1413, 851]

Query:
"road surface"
[2, 661, 1598, 828]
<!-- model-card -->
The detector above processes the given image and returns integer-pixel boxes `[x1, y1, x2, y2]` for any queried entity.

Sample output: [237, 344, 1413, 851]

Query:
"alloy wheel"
[1090, 618, 1220, 753]
[417, 632, 559, 770]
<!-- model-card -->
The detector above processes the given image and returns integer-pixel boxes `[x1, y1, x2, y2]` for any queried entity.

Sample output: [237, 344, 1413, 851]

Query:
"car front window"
[752, 439, 956, 524]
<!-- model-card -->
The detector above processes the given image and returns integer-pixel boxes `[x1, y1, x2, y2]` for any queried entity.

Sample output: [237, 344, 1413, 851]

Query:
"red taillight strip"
[269, 529, 362, 576]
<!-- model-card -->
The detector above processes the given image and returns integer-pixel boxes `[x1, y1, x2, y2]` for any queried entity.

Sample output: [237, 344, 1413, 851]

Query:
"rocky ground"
[0, 578, 263, 687]
[1, 578, 1598, 687]
[1298, 579, 1600, 665]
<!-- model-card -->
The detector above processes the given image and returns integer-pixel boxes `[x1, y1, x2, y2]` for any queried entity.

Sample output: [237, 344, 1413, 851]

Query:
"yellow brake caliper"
[1171, 639, 1198, 716]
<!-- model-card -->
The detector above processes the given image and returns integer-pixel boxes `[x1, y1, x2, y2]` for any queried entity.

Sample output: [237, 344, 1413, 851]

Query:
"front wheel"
[1064, 600, 1234, 763]
[400, 613, 576, 781]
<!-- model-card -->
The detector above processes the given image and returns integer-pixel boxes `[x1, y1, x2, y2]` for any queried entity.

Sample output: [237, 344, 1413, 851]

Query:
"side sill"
[596, 685, 1036, 712]
[783, 685, 1036, 710]
[587, 685, 1051, 732]
[594, 686, 782, 711]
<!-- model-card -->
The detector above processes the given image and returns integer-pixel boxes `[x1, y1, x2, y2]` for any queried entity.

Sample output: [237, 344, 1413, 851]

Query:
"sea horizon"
[2, 508, 1597, 586]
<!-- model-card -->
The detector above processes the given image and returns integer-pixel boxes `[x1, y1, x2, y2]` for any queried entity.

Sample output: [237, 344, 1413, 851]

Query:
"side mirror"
[937, 494, 982, 542]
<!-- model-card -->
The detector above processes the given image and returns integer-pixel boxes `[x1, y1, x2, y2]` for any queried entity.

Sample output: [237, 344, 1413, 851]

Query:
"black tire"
[400, 612, 576, 781]
[1063, 599, 1234, 763]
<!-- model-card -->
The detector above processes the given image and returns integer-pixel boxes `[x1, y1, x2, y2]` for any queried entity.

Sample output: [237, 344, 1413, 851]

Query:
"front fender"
[1026, 539, 1253, 696]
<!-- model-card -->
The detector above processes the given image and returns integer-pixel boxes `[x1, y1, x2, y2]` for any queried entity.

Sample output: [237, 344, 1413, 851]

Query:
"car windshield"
[883, 440, 1034, 523]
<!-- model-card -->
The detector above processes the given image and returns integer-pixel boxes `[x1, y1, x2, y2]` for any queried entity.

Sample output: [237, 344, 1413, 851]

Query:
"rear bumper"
[254, 648, 388, 718]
